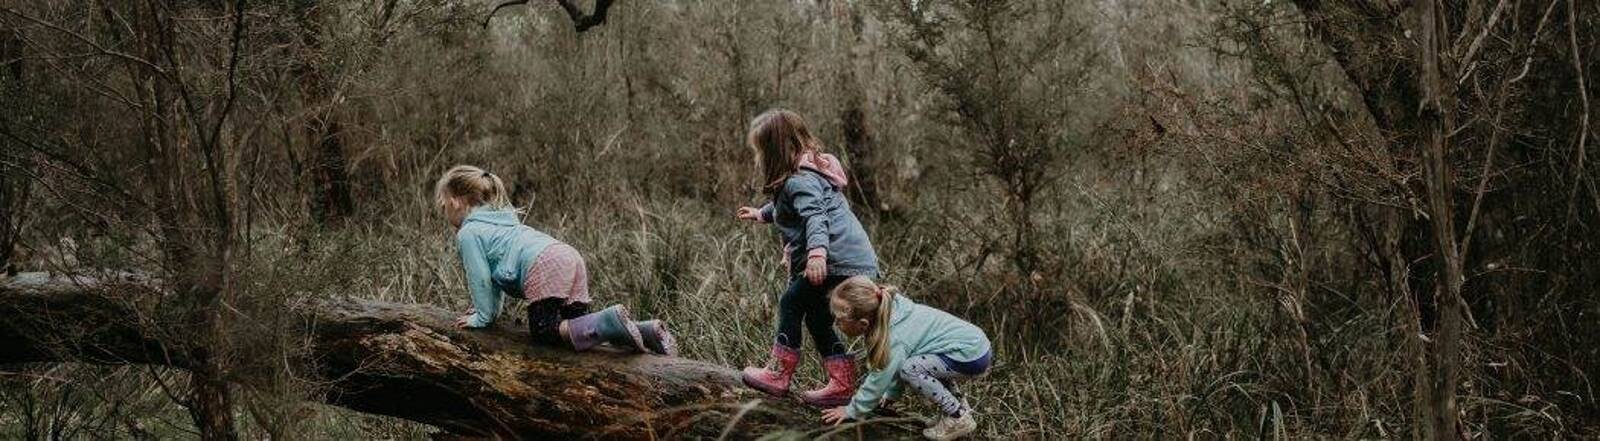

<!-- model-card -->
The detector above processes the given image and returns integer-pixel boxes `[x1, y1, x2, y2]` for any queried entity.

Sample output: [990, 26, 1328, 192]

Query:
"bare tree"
[1184, 0, 1597, 437]
[876, 0, 1096, 274]
[2, 1, 254, 438]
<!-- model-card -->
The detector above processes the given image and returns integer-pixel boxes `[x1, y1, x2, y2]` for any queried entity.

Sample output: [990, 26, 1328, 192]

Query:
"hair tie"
[481, 171, 492, 178]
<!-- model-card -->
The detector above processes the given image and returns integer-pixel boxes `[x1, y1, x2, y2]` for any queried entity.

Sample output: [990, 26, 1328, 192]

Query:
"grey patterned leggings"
[897, 354, 984, 417]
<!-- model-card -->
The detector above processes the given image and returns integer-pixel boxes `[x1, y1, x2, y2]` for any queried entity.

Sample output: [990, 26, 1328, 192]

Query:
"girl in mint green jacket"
[821, 276, 992, 441]
[436, 165, 674, 356]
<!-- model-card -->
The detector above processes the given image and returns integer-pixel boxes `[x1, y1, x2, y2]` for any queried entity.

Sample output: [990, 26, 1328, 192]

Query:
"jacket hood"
[798, 152, 848, 187]
[889, 293, 913, 326]
[463, 206, 520, 226]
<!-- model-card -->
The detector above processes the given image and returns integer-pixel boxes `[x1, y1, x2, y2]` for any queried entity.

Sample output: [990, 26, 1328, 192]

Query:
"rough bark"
[1416, 0, 1465, 438]
[0, 272, 921, 439]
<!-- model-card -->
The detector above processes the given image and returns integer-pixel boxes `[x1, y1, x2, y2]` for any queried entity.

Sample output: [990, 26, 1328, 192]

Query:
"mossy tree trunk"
[0, 273, 922, 440]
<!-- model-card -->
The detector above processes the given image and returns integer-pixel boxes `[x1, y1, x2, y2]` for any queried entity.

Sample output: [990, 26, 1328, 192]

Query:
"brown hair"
[830, 276, 897, 370]
[434, 165, 511, 213]
[747, 108, 824, 194]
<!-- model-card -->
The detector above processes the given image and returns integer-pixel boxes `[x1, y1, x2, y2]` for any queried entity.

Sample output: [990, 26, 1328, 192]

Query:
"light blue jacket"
[456, 207, 560, 328]
[845, 293, 991, 419]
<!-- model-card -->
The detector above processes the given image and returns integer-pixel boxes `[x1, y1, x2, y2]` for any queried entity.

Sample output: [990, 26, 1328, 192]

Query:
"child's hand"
[805, 255, 827, 285]
[820, 407, 850, 425]
[735, 206, 762, 222]
[453, 313, 476, 329]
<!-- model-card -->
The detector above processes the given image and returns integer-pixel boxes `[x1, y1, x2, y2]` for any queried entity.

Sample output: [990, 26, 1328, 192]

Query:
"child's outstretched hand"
[821, 407, 849, 426]
[805, 255, 827, 285]
[735, 206, 762, 222]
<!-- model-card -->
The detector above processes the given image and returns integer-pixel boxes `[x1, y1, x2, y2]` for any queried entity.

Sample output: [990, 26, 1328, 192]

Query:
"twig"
[0, 7, 166, 75]
[483, 0, 615, 32]
[1509, 0, 1562, 84]
[1566, 0, 1590, 204]
[480, 0, 527, 29]
[1455, 0, 1507, 85]
[1459, 82, 1509, 261]
[715, 399, 761, 441]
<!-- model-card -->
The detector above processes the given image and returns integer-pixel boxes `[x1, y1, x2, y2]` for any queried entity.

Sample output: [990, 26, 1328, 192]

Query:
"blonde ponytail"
[483, 172, 510, 208]
[831, 276, 897, 370]
[435, 165, 512, 210]
[866, 285, 895, 370]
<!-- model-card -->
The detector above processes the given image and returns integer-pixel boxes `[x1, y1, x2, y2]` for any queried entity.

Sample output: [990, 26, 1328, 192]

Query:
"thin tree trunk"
[295, 3, 354, 224]
[128, 2, 241, 437]
[189, 356, 238, 441]
[0, 34, 23, 277]
[1284, 184, 1317, 400]
[1417, 0, 1465, 438]
[834, 6, 884, 215]
[0, 155, 25, 278]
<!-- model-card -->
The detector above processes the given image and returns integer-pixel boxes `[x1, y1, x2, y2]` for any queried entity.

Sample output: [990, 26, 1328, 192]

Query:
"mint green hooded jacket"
[455, 207, 560, 328]
[845, 293, 991, 419]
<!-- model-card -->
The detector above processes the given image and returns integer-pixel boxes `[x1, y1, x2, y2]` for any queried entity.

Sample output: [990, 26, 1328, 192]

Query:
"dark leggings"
[776, 275, 850, 357]
[527, 298, 591, 346]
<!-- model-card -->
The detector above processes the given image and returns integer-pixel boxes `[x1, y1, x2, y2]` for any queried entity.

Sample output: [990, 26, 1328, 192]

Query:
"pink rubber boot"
[800, 355, 857, 407]
[741, 345, 800, 396]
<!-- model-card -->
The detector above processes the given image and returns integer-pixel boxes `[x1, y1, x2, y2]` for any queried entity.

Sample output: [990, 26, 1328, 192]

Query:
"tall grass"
[4, 148, 1583, 439]
[211, 169, 1481, 439]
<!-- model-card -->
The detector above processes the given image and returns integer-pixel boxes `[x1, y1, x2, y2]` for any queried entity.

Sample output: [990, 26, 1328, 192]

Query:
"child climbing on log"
[735, 109, 880, 406]
[820, 276, 992, 441]
[436, 165, 675, 356]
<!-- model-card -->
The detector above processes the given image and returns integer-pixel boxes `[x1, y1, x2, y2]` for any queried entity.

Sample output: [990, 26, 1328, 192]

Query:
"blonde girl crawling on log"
[436, 165, 675, 355]
[821, 276, 993, 441]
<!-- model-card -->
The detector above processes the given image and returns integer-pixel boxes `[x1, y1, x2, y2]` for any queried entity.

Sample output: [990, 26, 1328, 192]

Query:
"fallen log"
[0, 272, 921, 439]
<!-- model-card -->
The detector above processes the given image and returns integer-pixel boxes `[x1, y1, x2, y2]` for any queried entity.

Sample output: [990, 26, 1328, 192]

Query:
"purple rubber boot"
[635, 320, 678, 356]
[564, 305, 645, 352]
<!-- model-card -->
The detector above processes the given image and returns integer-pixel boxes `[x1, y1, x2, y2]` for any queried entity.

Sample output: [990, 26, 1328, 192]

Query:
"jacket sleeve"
[457, 231, 500, 328]
[758, 202, 775, 224]
[845, 344, 909, 419]
[786, 177, 831, 254]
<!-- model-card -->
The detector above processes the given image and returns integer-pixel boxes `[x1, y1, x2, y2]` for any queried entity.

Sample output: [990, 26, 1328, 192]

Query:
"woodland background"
[1, 0, 1597, 438]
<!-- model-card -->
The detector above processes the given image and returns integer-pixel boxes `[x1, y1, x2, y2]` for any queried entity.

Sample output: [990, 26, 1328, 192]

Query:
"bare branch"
[483, 0, 616, 32]
[555, 0, 615, 32]
[1567, 0, 1590, 195]
[1453, 0, 1506, 84]
[481, 0, 528, 29]
[0, 7, 166, 75]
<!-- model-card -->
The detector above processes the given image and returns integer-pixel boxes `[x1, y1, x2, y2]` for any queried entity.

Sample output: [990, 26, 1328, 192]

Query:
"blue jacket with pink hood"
[758, 152, 879, 280]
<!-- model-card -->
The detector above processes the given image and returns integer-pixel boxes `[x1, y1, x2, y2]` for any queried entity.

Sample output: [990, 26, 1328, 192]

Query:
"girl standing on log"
[735, 109, 880, 406]
[820, 276, 992, 440]
[437, 165, 676, 356]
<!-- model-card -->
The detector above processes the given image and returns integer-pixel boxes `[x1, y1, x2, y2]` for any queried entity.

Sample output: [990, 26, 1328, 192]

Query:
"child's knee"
[895, 366, 927, 383]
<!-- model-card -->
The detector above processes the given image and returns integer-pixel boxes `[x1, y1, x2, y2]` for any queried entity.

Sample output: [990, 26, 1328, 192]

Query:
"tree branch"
[0, 7, 166, 75]
[482, 0, 616, 33]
